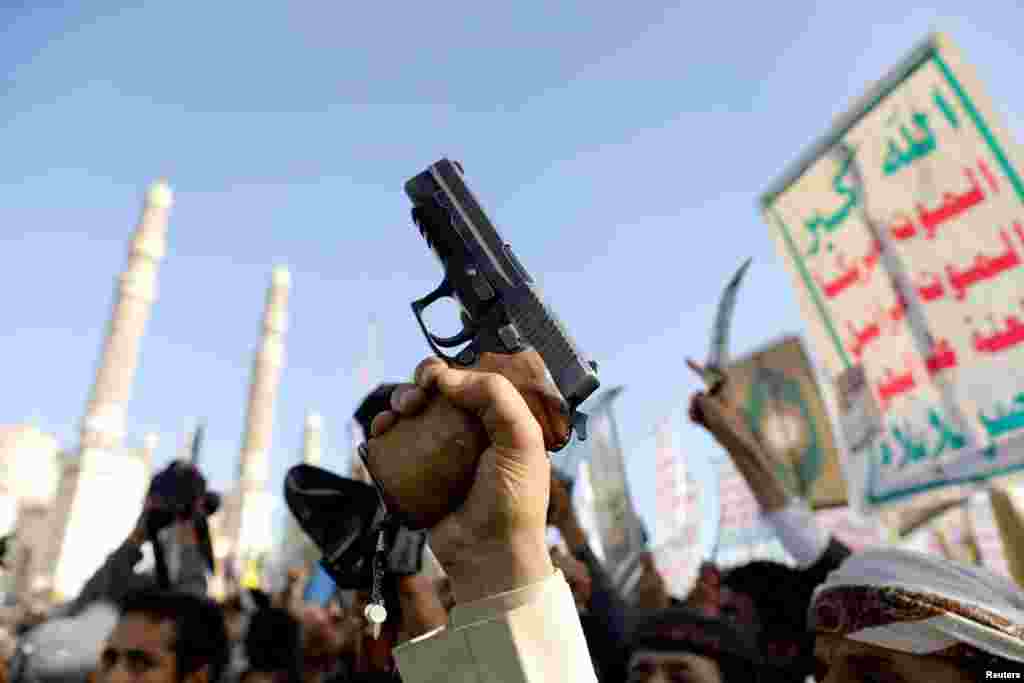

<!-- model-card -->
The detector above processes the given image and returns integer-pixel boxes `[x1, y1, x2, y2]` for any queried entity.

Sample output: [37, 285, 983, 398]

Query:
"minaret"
[178, 419, 195, 461]
[281, 413, 323, 568]
[302, 412, 322, 467]
[81, 181, 172, 451]
[233, 266, 290, 558]
[51, 181, 171, 599]
[349, 317, 378, 483]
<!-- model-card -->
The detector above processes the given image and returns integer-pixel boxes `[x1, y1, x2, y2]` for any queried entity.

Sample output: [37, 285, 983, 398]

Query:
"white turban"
[809, 548, 1024, 664]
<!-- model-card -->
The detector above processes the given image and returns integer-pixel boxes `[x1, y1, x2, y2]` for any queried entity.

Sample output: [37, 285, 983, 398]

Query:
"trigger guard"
[429, 327, 475, 349]
[411, 279, 479, 363]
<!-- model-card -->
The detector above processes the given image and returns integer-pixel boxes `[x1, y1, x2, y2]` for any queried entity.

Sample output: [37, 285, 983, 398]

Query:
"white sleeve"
[393, 570, 598, 683]
[762, 499, 831, 569]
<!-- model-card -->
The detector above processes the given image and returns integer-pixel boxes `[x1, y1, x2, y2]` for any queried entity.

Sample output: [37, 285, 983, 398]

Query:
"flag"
[652, 417, 704, 597]
[241, 554, 263, 590]
[303, 563, 337, 606]
[581, 387, 647, 593]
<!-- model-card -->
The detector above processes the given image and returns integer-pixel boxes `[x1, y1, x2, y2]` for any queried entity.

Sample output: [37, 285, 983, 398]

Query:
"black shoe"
[284, 464, 385, 589]
[284, 464, 429, 589]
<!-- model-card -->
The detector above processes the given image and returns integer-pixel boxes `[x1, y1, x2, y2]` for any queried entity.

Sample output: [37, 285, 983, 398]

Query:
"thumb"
[414, 357, 543, 453]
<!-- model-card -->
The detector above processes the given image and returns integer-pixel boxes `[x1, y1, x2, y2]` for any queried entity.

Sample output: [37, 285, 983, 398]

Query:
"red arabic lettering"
[848, 320, 881, 360]
[917, 169, 984, 239]
[891, 215, 917, 241]
[862, 239, 882, 274]
[973, 315, 1024, 354]
[817, 254, 860, 299]
[946, 229, 1021, 301]
[979, 158, 999, 195]
[926, 339, 958, 376]
[877, 367, 916, 411]
[916, 272, 945, 302]
[888, 298, 905, 322]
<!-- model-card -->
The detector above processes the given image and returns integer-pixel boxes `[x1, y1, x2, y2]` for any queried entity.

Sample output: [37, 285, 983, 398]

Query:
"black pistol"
[405, 158, 600, 446]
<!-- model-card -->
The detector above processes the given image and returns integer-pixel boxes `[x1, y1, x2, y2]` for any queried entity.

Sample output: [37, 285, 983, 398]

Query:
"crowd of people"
[3, 356, 1024, 682]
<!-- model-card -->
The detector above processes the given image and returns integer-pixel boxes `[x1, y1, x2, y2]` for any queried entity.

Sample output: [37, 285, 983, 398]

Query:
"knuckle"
[480, 373, 514, 396]
[415, 357, 442, 382]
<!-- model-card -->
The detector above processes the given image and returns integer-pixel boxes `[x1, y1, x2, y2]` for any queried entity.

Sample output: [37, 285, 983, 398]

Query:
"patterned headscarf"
[810, 548, 1024, 664]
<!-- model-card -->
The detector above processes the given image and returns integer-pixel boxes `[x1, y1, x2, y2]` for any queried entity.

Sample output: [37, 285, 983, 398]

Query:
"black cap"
[627, 607, 761, 666]
[354, 384, 401, 437]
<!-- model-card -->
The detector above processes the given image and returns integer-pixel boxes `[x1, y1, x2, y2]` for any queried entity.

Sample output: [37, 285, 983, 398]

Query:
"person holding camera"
[8, 463, 218, 683]
[64, 461, 215, 617]
[71, 502, 207, 613]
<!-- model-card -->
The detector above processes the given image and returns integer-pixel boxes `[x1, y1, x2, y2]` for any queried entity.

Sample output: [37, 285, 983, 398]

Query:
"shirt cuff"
[394, 571, 597, 683]
[394, 570, 560, 649]
[447, 570, 559, 629]
[762, 499, 830, 569]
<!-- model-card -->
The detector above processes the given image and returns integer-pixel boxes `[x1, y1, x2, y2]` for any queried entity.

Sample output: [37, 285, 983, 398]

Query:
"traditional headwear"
[11, 602, 118, 683]
[627, 607, 762, 681]
[810, 548, 1024, 664]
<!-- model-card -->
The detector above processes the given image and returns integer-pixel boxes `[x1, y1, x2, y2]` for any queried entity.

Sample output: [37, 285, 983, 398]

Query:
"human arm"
[395, 574, 448, 642]
[370, 358, 598, 683]
[687, 360, 852, 569]
[548, 473, 628, 643]
[171, 519, 209, 597]
[66, 510, 150, 615]
[686, 360, 788, 513]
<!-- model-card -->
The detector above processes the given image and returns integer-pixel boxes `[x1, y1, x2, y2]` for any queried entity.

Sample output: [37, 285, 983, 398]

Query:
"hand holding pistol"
[363, 159, 600, 529]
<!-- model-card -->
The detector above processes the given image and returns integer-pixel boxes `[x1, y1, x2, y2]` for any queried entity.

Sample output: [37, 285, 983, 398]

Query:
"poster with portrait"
[723, 336, 848, 508]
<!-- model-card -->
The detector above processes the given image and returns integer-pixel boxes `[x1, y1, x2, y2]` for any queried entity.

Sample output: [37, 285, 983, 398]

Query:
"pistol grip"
[473, 350, 573, 451]
[363, 350, 573, 530]
[364, 396, 488, 530]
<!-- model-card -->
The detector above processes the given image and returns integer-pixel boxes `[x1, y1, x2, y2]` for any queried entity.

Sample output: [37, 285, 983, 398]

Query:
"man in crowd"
[12, 350, 1019, 683]
[9, 492, 211, 683]
[95, 589, 228, 683]
[67, 502, 209, 616]
[626, 606, 762, 683]
[687, 362, 852, 680]
[547, 472, 630, 681]
[548, 459, 767, 683]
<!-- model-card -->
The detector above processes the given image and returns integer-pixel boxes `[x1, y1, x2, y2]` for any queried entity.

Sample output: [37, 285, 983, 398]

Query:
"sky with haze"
[4, 1, 1024, 546]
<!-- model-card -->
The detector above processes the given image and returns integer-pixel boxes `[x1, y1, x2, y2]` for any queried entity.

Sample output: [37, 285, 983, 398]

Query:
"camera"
[145, 460, 221, 532]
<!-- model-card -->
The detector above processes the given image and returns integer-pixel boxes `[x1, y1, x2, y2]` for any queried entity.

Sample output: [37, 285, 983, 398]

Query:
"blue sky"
[4, 2, 1024, 545]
